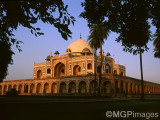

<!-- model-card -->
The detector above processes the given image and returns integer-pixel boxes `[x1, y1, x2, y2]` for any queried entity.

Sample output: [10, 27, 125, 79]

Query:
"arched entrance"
[51, 83, 57, 93]
[18, 84, 22, 93]
[8, 85, 12, 91]
[54, 62, 65, 78]
[115, 80, 119, 93]
[13, 85, 17, 90]
[37, 70, 42, 79]
[89, 80, 98, 93]
[126, 82, 129, 94]
[73, 65, 81, 76]
[30, 84, 35, 93]
[0, 85, 2, 94]
[36, 83, 42, 93]
[24, 84, 28, 93]
[3, 85, 7, 93]
[114, 70, 117, 75]
[106, 63, 111, 73]
[120, 81, 124, 93]
[97, 66, 101, 74]
[60, 82, 66, 93]
[79, 81, 86, 93]
[44, 83, 49, 93]
[103, 81, 111, 93]
[69, 81, 76, 93]
[130, 83, 133, 94]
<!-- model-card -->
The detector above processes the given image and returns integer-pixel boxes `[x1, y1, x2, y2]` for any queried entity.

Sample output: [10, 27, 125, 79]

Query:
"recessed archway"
[73, 65, 81, 76]
[8, 85, 12, 91]
[13, 85, 17, 90]
[24, 84, 28, 93]
[51, 83, 57, 93]
[115, 80, 119, 93]
[0, 85, 2, 94]
[87, 63, 92, 70]
[37, 70, 42, 79]
[18, 84, 23, 93]
[97, 66, 101, 74]
[44, 83, 49, 93]
[79, 81, 86, 93]
[89, 80, 98, 93]
[106, 63, 111, 73]
[3, 85, 7, 93]
[69, 81, 76, 93]
[36, 83, 42, 93]
[60, 82, 66, 93]
[103, 81, 111, 93]
[54, 62, 65, 78]
[30, 84, 35, 93]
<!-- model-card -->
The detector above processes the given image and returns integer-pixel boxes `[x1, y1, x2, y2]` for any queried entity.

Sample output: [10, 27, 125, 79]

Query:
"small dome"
[54, 51, 60, 55]
[66, 48, 71, 53]
[82, 48, 90, 53]
[67, 39, 93, 54]
[45, 55, 52, 61]
[106, 52, 111, 56]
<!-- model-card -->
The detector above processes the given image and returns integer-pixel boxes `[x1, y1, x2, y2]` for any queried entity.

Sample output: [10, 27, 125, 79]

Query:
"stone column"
[28, 84, 30, 94]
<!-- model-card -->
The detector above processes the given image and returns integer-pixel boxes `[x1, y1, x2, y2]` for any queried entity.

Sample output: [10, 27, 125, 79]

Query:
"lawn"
[0, 96, 160, 120]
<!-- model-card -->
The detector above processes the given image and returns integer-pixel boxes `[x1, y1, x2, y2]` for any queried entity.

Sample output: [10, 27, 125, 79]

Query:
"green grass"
[0, 96, 160, 120]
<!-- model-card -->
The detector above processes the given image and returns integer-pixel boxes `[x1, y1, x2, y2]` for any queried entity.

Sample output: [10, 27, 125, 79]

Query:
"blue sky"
[5, 0, 160, 84]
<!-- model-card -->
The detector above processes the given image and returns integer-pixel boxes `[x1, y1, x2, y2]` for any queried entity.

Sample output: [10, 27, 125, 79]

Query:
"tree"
[80, 0, 120, 96]
[0, 41, 14, 82]
[88, 25, 100, 95]
[153, 29, 160, 58]
[0, 0, 75, 81]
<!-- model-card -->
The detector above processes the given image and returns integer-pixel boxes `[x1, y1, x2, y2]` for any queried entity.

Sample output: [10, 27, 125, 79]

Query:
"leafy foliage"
[0, 41, 14, 82]
[5, 88, 19, 97]
[0, 0, 75, 81]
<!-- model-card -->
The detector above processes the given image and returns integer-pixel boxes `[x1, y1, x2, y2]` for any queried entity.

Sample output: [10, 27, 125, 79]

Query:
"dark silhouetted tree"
[0, 1, 75, 81]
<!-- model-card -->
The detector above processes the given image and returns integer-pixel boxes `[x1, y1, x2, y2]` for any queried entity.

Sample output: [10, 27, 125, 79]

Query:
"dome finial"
[80, 33, 82, 39]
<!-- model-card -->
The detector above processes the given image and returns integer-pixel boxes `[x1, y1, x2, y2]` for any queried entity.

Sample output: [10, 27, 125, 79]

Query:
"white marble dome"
[66, 39, 93, 54]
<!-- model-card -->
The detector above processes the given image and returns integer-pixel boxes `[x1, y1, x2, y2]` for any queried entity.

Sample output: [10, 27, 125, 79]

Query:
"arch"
[69, 81, 76, 93]
[114, 70, 117, 75]
[13, 85, 17, 90]
[115, 80, 119, 93]
[97, 66, 101, 73]
[60, 82, 66, 93]
[106, 63, 111, 73]
[125, 82, 129, 94]
[30, 84, 35, 93]
[103, 81, 111, 93]
[51, 83, 57, 93]
[130, 83, 133, 94]
[134, 84, 138, 94]
[54, 62, 65, 78]
[37, 70, 42, 79]
[0, 85, 2, 94]
[24, 84, 28, 93]
[18, 84, 23, 93]
[73, 65, 81, 76]
[3, 85, 7, 93]
[121, 72, 123, 76]
[138, 84, 141, 94]
[47, 68, 51, 74]
[89, 80, 98, 93]
[44, 83, 49, 93]
[8, 85, 12, 91]
[79, 81, 86, 93]
[36, 83, 42, 93]
[87, 63, 92, 70]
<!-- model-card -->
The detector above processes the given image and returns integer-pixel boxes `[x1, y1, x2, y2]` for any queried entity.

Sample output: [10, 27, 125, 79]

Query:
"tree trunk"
[140, 47, 144, 100]
[98, 41, 102, 96]
[94, 48, 97, 96]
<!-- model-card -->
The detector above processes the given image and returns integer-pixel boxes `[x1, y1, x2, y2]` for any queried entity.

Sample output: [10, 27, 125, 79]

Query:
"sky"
[5, 0, 160, 84]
